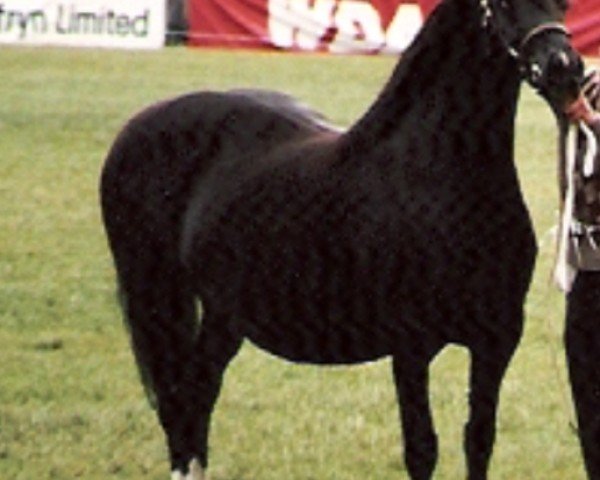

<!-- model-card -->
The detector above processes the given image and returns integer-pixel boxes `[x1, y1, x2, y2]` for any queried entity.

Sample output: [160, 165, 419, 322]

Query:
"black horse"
[100, 0, 582, 479]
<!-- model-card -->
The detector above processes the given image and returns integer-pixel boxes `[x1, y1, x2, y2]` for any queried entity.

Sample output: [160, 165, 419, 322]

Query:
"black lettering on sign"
[0, 5, 48, 38]
[56, 6, 150, 37]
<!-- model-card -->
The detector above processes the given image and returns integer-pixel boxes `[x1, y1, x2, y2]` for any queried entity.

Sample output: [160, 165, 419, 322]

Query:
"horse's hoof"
[171, 458, 205, 480]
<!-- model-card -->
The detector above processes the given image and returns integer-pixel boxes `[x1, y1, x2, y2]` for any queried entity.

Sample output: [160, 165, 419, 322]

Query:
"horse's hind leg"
[169, 310, 243, 479]
[112, 241, 204, 476]
[392, 343, 442, 480]
[116, 249, 242, 478]
[102, 200, 207, 478]
[464, 338, 518, 480]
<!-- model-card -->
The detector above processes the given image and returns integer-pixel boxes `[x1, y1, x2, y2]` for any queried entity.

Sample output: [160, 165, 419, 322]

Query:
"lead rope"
[581, 121, 598, 177]
[551, 122, 583, 436]
[553, 122, 579, 292]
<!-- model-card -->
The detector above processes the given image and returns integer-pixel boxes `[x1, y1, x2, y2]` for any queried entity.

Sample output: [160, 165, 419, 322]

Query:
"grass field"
[0, 46, 594, 479]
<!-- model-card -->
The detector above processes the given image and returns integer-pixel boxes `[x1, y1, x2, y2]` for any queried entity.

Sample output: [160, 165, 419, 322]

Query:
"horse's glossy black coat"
[101, 0, 580, 478]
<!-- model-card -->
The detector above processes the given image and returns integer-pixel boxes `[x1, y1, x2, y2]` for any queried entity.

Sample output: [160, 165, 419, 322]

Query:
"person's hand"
[565, 94, 600, 125]
[565, 68, 600, 126]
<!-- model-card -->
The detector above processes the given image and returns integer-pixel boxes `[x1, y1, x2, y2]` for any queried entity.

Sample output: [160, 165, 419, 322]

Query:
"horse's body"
[101, 0, 581, 478]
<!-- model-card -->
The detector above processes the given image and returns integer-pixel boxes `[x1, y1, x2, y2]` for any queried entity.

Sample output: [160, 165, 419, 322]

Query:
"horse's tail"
[100, 104, 204, 408]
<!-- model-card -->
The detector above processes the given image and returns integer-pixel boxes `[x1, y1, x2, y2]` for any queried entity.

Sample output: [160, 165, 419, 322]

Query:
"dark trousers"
[567, 271, 600, 479]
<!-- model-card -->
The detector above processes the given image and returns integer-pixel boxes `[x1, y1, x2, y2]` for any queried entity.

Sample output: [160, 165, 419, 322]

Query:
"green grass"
[0, 46, 594, 479]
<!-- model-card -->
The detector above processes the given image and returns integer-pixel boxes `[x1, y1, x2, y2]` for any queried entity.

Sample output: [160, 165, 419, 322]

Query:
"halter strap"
[519, 22, 570, 53]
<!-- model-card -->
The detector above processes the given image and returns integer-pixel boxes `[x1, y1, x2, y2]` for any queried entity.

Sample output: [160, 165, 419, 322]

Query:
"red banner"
[188, 0, 427, 53]
[187, 0, 600, 56]
[567, 0, 600, 56]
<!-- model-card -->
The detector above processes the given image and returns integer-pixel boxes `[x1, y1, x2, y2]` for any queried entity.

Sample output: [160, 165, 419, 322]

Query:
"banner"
[422, 0, 600, 56]
[187, 0, 600, 56]
[567, 0, 600, 56]
[0, 0, 165, 49]
[419, 0, 600, 57]
[188, 0, 426, 53]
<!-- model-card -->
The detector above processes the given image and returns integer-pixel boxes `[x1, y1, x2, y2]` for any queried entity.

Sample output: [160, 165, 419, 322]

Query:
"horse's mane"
[343, 0, 499, 147]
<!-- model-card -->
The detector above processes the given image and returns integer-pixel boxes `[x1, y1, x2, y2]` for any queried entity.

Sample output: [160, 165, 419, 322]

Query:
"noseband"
[518, 22, 571, 56]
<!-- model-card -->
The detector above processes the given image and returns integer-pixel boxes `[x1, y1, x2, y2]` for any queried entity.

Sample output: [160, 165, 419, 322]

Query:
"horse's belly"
[237, 291, 395, 364]
[245, 325, 392, 365]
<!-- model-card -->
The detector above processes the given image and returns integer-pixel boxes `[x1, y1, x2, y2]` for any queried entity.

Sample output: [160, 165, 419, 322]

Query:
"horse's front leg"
[392, 343, 441, 480]
[464, 336, 518, 480]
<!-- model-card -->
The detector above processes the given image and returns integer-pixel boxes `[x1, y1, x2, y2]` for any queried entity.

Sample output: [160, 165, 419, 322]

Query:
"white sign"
[0, 0, 165, 49]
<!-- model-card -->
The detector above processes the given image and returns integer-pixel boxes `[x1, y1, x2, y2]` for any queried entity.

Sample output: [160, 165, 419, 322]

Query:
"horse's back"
[100, 89, 338, 244]
[101, 89, 334, 191]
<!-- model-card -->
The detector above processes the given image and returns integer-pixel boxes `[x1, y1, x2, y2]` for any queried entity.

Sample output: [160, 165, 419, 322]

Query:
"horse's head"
[485, 0, 584, 114]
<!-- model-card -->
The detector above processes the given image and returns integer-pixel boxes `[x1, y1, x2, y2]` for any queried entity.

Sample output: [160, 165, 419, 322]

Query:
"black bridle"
[481, 0, 571, 64]
[519, 22, 571, 53]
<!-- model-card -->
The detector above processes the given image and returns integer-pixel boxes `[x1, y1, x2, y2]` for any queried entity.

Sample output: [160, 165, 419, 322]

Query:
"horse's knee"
[464, 413, 496, 452]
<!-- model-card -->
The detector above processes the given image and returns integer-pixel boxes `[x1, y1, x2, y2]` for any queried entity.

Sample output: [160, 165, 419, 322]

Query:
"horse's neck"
[342, 0, 521, 165]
